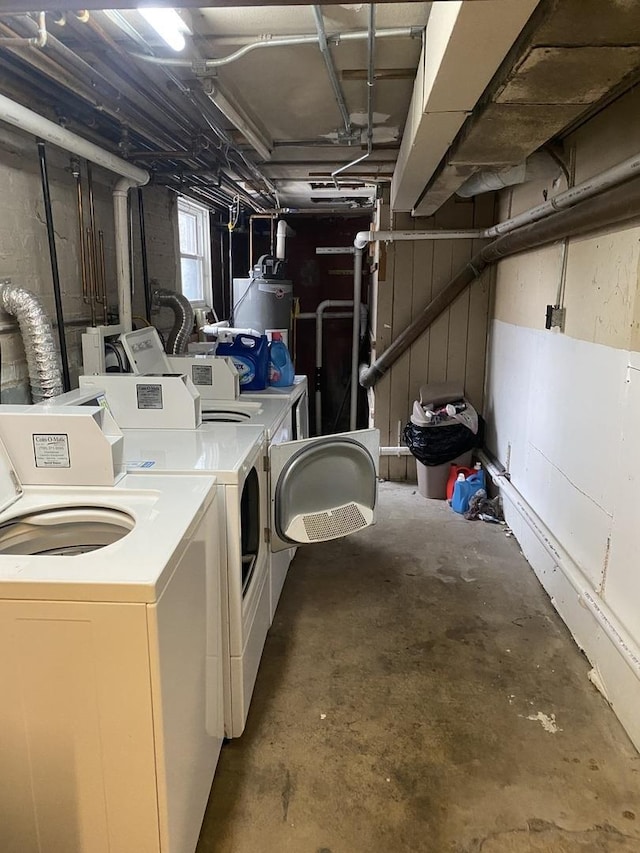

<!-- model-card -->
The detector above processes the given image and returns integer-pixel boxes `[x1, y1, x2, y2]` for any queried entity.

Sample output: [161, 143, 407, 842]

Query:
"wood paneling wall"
[369, 193, 496, 480]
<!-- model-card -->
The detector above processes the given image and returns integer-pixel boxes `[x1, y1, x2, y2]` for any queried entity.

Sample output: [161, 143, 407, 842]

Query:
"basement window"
[177, 196, 212, 305]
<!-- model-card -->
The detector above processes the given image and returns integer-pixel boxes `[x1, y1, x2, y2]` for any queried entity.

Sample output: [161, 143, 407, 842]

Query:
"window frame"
[177, 196, 212, 307]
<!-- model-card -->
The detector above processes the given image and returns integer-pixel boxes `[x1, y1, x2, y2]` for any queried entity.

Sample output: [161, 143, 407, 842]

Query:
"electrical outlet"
[545, 305, 566, 331]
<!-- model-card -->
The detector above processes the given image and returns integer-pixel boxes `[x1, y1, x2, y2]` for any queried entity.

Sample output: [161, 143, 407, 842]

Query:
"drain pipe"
[359, 172, 640, 388]
[350, 249, 364, 429]
[355, 147, 640, 251]
[314, 299, 354, 435]
[36, 139, 70, 392]
[0, 93, 149, 333]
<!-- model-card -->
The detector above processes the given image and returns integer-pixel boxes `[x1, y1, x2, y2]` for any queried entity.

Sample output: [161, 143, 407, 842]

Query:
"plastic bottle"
[268, 332, 295, 387]
[216, 333, 269, 391]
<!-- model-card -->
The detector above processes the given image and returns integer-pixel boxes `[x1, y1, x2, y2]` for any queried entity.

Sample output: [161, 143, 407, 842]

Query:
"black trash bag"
[403, 418, 483, 467]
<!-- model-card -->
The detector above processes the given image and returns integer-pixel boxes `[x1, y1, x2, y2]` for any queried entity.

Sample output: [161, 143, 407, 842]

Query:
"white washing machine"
[120, 422, 380, 737]
[0, 409, 222, 853]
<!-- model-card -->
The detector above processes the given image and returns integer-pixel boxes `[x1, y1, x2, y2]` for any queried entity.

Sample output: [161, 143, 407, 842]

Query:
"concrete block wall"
[129, 185, 182, 340]
[485, 85, 640, 750]
[0, 123, 181, 398]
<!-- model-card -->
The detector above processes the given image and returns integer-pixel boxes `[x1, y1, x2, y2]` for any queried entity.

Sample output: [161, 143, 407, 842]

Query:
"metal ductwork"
[360, 172, 640, 389]
[153, 287, 194, 354]
[0, 282, 63, 402]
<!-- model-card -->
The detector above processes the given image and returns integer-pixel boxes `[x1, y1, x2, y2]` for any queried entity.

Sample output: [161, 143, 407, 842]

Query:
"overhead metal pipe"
[36, 139, 70, 393]
[0, 92, 148, 184]
[0, 11, 47, 47]
[332, 4, 376, 188]
[129, 26, 421, 69]
[312, 5, 352, 135]
[360, 172, 640, 389]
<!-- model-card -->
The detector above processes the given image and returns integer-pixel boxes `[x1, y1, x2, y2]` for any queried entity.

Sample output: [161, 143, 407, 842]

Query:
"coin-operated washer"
[118, 327, 309, 438]
[0, 406, 222, 853]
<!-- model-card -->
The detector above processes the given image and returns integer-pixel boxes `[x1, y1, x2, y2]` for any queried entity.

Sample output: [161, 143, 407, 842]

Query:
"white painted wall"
[0, 123, 180, 398]
[485, 86, 640, 749]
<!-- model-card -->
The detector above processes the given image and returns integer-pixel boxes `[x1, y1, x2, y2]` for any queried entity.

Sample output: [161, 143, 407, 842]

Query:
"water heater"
[232, 254, 292, 345]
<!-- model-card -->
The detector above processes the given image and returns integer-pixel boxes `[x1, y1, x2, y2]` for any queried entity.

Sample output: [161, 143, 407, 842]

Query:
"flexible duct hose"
[0, 282, 63, 402]
[153, 288, 194, 354]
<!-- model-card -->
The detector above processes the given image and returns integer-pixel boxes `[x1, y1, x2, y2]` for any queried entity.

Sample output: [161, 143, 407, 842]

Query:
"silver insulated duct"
[153, 288, 194, 355]
[0, 281, 63, 401]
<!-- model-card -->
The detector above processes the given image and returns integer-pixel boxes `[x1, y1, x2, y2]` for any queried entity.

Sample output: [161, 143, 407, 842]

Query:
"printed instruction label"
[191, 364, 213, 386]
[126, 460, 156, 470]
[136, 383, 163, 410]
[33, 433, 70, 468]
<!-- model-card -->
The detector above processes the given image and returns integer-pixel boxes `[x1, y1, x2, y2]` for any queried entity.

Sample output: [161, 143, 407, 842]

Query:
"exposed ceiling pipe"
[83, 10, 276, 208]
[200, 78, 272, 162]
[129, 26, 421, 69]
[360, 172, 640, 389]
[0, 10, 47, 47]
[354, 228, 487, 248]
[356, 146, 640, 251]
[312, 5, 352, 136]
[0, 91, 147, 183]
[332, 4, 376, 190]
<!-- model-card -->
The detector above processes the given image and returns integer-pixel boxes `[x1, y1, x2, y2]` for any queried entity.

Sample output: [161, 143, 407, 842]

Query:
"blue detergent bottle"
[268, 332, 295, 387]
[216, 333, 269, 391]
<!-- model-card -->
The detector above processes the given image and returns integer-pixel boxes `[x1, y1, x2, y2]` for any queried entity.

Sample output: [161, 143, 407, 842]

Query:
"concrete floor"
[197, 482, 640, 853]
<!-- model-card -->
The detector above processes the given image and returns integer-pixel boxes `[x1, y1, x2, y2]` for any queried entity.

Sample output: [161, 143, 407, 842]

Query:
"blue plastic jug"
[216, 334, 269, 391]
[451, 469, 486, 514]
[268, 333, 295, 387]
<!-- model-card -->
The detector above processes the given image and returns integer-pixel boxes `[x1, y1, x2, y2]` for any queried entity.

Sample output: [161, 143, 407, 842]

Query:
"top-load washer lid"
[120, 327, 172, 375]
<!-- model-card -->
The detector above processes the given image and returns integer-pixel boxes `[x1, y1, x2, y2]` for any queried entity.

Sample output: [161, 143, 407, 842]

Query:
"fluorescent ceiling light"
[139, 7, 188, 52]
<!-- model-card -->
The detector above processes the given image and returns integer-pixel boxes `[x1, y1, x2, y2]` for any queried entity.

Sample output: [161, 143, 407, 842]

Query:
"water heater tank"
[232, 255, 293, 344]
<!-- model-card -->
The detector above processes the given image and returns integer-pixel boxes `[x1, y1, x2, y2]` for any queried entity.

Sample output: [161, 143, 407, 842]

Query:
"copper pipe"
[71, 159, 92, 323]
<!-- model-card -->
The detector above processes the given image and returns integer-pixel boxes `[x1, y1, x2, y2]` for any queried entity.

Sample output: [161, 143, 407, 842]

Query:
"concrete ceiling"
[0, 1, 638, 217]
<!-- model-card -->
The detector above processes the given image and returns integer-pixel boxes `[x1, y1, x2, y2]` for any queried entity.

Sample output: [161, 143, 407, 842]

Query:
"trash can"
[404, 381, 480, 500]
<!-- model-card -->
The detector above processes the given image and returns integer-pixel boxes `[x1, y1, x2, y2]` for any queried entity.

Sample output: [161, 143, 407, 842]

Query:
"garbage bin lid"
[419, 381, 465, 407]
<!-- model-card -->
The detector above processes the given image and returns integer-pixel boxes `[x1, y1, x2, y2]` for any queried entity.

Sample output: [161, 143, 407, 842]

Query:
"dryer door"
[269, 428, 379, 553]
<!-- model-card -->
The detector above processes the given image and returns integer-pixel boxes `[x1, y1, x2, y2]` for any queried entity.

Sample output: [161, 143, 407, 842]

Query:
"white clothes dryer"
[0, 429, 222, 853]
[121, 423, 380, 737]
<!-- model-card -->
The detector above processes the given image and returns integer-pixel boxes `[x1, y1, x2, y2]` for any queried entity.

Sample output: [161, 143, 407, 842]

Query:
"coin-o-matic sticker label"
[192, 364, 213, 386]
[33, 433, 70, 468]
[136, 383, 163, 409]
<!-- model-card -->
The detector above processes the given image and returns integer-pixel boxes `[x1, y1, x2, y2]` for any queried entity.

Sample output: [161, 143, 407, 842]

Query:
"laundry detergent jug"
[268, 332, 295, 387]
[216, 333, 269, 391]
